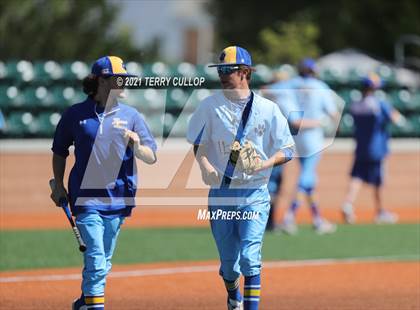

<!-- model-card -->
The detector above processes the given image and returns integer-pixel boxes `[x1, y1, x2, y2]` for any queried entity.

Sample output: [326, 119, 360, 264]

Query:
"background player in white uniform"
[187, 46, 294, 310]
[273, 58, 339, 235]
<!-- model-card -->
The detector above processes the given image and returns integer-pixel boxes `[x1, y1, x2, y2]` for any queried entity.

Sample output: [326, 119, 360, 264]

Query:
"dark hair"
[239, 65, 253, 82]
[82, 74, 99, 97]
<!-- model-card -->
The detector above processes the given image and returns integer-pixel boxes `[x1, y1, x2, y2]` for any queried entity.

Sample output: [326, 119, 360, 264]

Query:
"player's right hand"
[124, 129, 141, 148]
[201, 168, 220, 186]
[50, 183, 68, 207]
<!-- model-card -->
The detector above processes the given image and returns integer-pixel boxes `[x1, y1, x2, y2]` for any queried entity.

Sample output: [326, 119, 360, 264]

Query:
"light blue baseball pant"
[208, 186, 270, 281]
[297, 153, 321, 193]
[75, 213, 125, 296]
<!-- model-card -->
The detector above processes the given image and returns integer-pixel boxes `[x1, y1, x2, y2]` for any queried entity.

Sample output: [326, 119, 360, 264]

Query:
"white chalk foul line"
[0, 254, 418, 284]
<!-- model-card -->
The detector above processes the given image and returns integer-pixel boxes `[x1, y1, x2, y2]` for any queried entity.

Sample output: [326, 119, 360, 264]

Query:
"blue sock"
[290, 200, 300, 214]
[224, 278, 242, 302]
[310, 202, 320, 220]
[84, 295, 104, 310]
[244, 274, 261, 310]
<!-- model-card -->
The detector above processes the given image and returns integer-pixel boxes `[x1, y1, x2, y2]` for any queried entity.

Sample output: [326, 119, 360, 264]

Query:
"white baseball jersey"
[268, 77, 337, 157]
[187, 90, 294, 184]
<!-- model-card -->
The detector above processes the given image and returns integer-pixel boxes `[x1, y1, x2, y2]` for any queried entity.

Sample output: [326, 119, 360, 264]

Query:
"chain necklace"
[93, 101, 122, 135]
[94, 104, 105, 135]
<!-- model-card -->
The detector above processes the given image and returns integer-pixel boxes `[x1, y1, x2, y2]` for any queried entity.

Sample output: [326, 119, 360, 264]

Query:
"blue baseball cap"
[91, 56, 133, 77]
[362, 73, 382, 89]
[208, 46, 252, 67]
[299, 58, 316, 71]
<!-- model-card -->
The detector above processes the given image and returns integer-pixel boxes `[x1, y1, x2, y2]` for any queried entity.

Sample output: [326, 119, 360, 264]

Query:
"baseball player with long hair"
[50, 56, 157, 309]
[341, 73, 404, 224]
[187, 46, 294, 310]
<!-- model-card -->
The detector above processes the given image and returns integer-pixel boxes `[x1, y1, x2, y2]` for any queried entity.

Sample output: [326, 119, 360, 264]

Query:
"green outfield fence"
[0, 60, 419, 138]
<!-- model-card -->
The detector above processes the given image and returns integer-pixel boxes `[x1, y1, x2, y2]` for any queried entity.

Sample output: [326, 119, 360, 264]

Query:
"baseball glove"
[229, 140, 263, 174]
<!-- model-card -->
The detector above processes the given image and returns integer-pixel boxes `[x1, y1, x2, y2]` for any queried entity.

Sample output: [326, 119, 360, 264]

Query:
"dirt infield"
[1, 146, 419, 308]
[1, 147, 419, 309]
[0, 151, 419, 229]
[0, 260, 418, 309]
[1, 206, 419, 230]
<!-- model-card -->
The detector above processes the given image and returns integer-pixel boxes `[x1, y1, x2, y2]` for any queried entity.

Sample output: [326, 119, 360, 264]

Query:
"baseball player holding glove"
[187, 46, 294, 310]
[50, 56, 157, 310]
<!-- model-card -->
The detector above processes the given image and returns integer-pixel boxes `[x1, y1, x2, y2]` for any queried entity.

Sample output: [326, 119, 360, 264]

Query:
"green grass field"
[0, 224, 419, 271]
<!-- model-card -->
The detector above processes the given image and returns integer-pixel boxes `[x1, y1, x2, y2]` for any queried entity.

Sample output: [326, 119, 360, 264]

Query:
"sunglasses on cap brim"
[217, 65, 241, 75]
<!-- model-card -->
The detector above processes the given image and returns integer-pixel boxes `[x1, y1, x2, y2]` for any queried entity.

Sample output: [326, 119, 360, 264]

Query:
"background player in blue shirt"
[271, 59, 339, 235]
[341, 73, 405, 224]
[187, 46, 294, 310]
[50, 56, 157, 310]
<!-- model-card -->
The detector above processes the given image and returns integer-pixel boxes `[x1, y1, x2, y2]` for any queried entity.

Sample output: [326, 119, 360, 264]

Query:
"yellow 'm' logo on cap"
[109, 56, 127, 74]
[220, 46, 237, 64]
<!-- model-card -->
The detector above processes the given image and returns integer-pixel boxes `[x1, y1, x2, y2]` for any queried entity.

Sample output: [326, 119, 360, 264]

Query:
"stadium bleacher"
[0, 60, 419, 138]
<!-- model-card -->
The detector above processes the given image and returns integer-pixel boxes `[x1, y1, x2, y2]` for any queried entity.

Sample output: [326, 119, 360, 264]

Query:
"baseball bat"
[49, 179, 87, 252]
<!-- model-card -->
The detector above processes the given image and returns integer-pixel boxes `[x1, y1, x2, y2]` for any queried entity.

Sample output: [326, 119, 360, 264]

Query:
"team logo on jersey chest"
[112, 118, 128, 129]
[254, 123, 266, 136]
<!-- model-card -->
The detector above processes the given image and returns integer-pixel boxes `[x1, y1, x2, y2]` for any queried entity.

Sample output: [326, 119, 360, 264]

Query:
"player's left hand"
[50, 182, 68, 207]
[124, 129, 140, 148]
[230, 140, 263, 175]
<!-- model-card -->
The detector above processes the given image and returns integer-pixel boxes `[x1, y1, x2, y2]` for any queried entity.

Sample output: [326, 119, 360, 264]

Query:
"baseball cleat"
[375, 210, 398, 224]
[72, 297, 88, 310]
[227, 297, 244, 310]
[314, 218, 337, 235]
[341, 203, 356, 224]
[279, 221, 298, 235]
